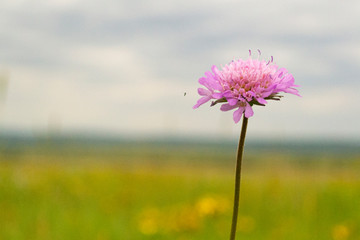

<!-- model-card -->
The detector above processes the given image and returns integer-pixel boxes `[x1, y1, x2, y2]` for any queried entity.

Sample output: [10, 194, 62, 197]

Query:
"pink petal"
[228, 98, 238, 106]
[198, 76, 215, 90]
[233, 107, 244, 123]
[223, 90, 233, 98]
[284, 88, 301, 96]
[211, 65, 220, 75]
[212, 92, 223, 99]
[198, 88, 211, 96]
[256, 97, 267, 105]
[244, 103, 254, 118]
[220, 103, 239, 111]
[193, 96, 211, 109]
[198, 77, 208, 86]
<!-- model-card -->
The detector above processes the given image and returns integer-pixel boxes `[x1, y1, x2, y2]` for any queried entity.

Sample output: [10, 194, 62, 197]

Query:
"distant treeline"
[0, 133, 359, 156]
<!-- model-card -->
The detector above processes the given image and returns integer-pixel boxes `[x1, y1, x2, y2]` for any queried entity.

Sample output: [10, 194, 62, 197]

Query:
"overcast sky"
[0, 0, 359, 141]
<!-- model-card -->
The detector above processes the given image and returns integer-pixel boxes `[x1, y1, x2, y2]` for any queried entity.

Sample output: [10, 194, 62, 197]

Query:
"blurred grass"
[0, 140, 360, 240]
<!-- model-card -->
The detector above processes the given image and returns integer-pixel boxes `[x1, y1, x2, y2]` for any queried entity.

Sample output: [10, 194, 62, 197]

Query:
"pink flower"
[193, 53, 300, 123]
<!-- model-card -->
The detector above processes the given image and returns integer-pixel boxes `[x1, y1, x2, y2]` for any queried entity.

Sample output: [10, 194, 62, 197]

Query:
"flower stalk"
[192, 52, 300, 239]
[230, 115, 248, 240]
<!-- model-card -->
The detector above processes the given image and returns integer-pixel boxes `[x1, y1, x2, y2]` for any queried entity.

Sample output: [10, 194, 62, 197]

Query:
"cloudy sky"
[0, 0, 359, 141]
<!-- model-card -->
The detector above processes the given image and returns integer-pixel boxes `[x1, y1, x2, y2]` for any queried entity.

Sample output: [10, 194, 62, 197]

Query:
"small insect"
[184, 92, 186, 96]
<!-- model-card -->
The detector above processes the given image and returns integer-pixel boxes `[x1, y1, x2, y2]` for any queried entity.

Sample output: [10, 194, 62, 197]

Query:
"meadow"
[0, 137, 360, 240]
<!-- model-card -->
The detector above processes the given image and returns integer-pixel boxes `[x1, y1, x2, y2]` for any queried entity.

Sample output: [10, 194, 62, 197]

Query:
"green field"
[1, 139, 360, 240]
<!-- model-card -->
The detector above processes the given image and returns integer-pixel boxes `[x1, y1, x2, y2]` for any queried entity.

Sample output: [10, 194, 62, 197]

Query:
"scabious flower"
[193, 52, 300, 123]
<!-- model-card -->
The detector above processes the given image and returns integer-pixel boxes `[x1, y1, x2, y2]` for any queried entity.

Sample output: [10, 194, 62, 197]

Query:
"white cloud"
[299, 86, 358, 116]
[0, 0, 360, 140]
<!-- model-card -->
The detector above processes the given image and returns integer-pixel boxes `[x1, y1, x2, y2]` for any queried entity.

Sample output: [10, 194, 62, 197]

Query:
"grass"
[0, 141, 360, 240]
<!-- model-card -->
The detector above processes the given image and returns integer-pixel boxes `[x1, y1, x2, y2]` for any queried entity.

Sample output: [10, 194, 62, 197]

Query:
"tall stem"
[229, 115, 248, 240]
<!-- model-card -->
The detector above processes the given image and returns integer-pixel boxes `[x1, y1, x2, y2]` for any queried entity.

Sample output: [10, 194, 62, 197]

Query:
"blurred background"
[0, 0, 359, 239]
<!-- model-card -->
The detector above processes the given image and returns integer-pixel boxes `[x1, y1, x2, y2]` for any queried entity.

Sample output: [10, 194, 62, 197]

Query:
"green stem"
[229, 115, 249, 240]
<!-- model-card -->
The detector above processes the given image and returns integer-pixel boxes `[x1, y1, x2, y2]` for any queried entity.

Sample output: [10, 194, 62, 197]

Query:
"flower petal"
[220, 103, 239, 111]
[244, 103, 254, 118]
[223, 90, 233, 98]
[212, 92, 223, 99]
[284, 88, 301, 97]
[198, 88, 211, 96]
[233, 107, 244, 123]
[228, 98, 238, 106]
[256, 97, 267, 105]
[193, 96, 211, 109]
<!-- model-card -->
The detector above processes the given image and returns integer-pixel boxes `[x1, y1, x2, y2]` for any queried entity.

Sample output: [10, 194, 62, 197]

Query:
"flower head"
[193, 53, 300, 123]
